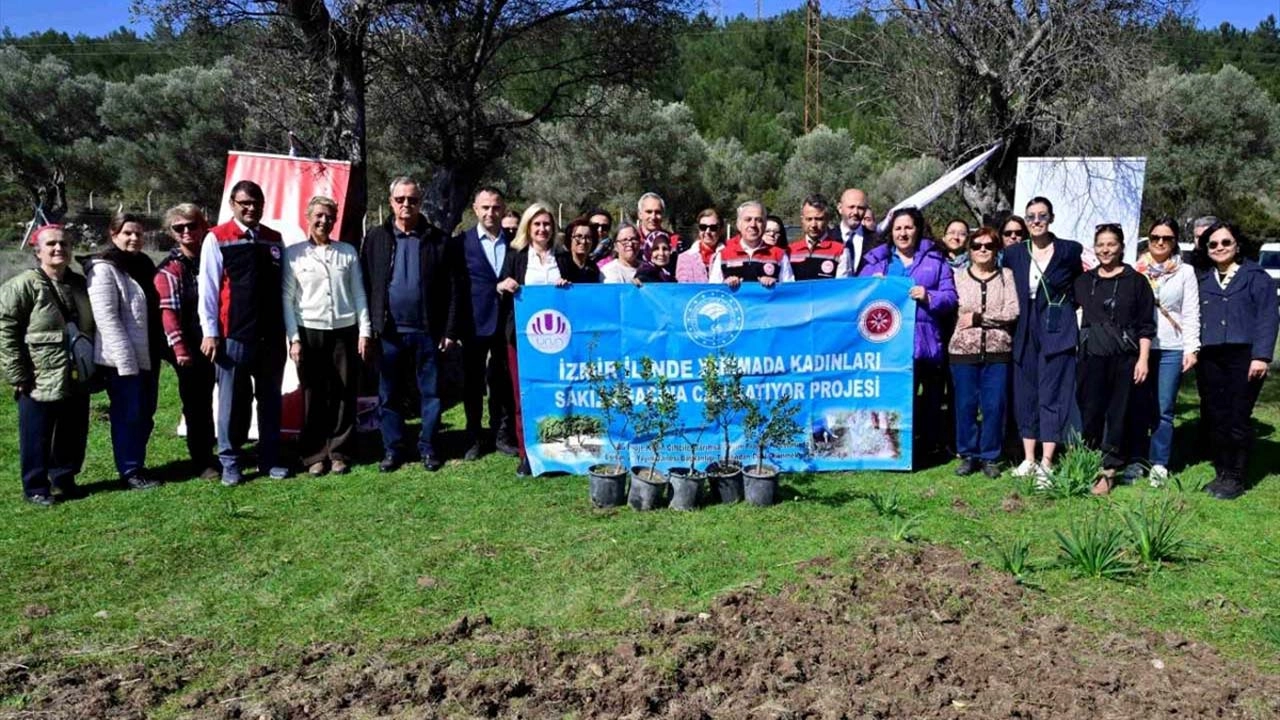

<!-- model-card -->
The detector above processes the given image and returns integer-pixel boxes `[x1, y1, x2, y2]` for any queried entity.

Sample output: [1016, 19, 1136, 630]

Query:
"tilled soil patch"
[4, 545, 1278, 719]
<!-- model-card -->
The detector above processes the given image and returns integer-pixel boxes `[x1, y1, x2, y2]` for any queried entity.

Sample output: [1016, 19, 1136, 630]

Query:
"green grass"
[1, 373, 1278, 676]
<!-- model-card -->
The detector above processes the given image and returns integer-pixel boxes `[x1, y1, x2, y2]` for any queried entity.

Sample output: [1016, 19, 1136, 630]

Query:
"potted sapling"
[583, 352, 634, 508]
[740, 390, 804, 507]
[668, 396, 710, 512]
[629, 357, 678, 511]
[702, 351, 750, 504]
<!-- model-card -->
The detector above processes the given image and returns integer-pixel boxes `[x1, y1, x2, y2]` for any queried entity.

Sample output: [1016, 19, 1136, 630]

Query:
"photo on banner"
[514, 280, 918, 476]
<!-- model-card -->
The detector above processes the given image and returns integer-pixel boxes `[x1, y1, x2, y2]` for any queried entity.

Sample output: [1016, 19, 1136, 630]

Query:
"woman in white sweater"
[85, 212, 162, 490]
[1127, 218, 1200, 484]
[283, 196, 372, 476]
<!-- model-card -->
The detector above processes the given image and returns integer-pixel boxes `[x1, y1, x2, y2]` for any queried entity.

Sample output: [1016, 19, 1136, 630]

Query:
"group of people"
[2, 179, 1276, 506]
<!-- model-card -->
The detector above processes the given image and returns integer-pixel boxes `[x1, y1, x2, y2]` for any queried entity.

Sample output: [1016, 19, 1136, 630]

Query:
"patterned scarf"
[1135, 251, 1180, 286]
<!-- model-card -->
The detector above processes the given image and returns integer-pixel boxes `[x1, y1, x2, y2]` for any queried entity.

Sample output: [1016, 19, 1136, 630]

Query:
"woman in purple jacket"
[859, 207, 958, 464]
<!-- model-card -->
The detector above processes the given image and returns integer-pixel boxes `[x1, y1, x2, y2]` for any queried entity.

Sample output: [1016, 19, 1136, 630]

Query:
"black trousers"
[462, 332, 514, 443]
[1077, 353, 1137, 470]
[1196, 344, 1264, 481]
[173, 355, 216, 467]
[18, 392, 89, 497]
[298, 326, 360, 465]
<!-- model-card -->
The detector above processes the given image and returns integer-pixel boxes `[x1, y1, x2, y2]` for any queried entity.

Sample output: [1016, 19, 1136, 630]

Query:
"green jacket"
[0, 268, 96, 402]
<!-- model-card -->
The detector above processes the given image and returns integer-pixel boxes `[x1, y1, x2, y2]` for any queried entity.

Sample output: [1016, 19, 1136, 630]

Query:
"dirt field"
[4, 545, 1278, 719]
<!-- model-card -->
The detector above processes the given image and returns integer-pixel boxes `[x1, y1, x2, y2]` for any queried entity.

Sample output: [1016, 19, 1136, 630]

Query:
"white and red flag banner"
[218, 151, 353, 244]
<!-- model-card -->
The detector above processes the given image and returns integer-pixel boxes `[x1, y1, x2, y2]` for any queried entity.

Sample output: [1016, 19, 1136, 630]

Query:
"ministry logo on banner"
[683, 289, 745, 348]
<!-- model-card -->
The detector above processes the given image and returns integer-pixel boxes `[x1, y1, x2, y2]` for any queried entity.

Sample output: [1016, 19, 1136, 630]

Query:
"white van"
[1260, 243, 1280, 294]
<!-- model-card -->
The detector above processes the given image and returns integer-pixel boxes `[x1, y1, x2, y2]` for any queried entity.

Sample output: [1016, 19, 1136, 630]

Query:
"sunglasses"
[1206, 238, 1236, 250]
[1148, 234, 1176, 244]
[1002, 230, 1026, 237]
[1026, 213, 1050, 222]
[392, 196, 421, 205]
[1095, 222, 1122, 232]
[970, 242, 997, 251]
[170, 222, 199, 233]
[590, 222, 611, 230]
[698, 223, 720, 232]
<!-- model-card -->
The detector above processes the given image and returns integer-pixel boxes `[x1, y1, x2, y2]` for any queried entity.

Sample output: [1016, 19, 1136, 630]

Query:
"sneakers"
[954, 457, 979, 476]
[221, 469, 242, 487]
[981, 461, 1001, 479]
[1012, 459, 1038, 478]
[1034, 462, 1052, 490]
[24, 493, 55, 508]
[308, 462, 327, 477]
[1149, 464, 1169, 487]
[264, 466, 291, 480]
[125, 475, 161, 491]
[1121, 463, 1146, 485]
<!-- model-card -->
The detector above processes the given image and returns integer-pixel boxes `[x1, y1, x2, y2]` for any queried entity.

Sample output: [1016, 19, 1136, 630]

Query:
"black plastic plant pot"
[743, 464, 780, 507]
[666, 468, 705, 511]
[588, 463, 627, 508]
[706, 461, 744, 504]
[628, 466, 669, 511]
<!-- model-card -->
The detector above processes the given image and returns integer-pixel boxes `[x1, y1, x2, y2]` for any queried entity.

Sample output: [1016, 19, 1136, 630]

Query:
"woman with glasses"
[1074, 224, 1155, 495]
[585, 209, 614, 263]
[561, 217, 603, 283]
[763, 215, 789, 253]
[497, 203, 573, 476]
[85, 212, 164, 492]
[1003, 196, 1083, 480]
[1194, 221, 1278, 499]
[676, 208, 722, 283]
[635, 230, 677, 284]
[602, 224, 643, 284]
[1125, 218, 1199, 485]
[1000, 215, 1030, 249]
[154, 204, 219, 480]
[283, 196, 372, 477]
[858, 207, 958, 464]
[0, 226, 95, 506]
[947, 227, 1019, 478]
[940, 218, 971, 269]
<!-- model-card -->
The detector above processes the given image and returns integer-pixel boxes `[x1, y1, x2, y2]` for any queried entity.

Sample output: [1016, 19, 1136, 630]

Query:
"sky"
[1, 0, 1277, 37]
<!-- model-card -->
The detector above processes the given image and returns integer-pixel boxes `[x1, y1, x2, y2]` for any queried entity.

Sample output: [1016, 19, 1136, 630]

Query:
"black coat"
[497, 245, 576, 344]
[360, 215, 460, 340]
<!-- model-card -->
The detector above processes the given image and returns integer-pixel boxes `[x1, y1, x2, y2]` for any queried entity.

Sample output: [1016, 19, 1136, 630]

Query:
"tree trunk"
[339, 54, 368, 244]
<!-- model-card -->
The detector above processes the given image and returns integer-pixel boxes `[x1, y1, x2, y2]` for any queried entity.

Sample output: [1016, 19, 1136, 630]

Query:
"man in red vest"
[708, 201, 793, 288]
[789, 193, 852, 280]
[198, 180, 289, 485]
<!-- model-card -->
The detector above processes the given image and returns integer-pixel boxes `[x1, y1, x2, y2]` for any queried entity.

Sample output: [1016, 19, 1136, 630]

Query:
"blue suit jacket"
[1003, 238, 1084, 357]
[449, 227, 508, 339]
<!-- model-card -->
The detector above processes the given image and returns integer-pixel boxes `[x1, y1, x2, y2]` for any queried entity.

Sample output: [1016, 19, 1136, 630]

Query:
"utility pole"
[803, 0, 821, 132]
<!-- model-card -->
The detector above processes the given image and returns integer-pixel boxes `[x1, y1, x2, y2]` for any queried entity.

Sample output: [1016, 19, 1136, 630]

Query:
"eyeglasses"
[232, 198, 262, 208]
[171, 222, 198, 233]
[1002, 230, 1026, 237]
[1206, 238, 1236, 250]
[393, 196, 420, 205]
[1026, 213, 1050, 222]
[616, 238, 639, 246]
[970, 242, 996, 251]
[698, 223, 720, 232]
[1148, 234, 1176, 244]
[570, 234, 593, 243]
[589, 222, 611, 232]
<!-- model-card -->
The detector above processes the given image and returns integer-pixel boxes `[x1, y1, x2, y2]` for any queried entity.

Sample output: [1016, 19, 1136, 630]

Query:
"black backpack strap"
[35, 269, 78, 325]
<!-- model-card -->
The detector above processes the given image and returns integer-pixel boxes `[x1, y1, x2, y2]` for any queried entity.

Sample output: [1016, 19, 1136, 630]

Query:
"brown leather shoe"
[1091, 469, 1116, 496]
[308, 462, 327, 477]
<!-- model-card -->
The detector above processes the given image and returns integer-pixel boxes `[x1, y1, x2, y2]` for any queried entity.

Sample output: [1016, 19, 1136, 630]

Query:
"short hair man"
[708, 201, 793, 288]
[637, 193, 665, 235]
[450, 186, 517, 460]
[198, 180, 290, 485]
[790, 193, 852, 279]
[360, 176, 461, 473]
[837, 188, 881, 274]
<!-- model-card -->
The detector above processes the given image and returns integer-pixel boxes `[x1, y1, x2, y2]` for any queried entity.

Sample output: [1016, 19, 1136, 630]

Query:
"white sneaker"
[1121, 463, 1146, 485]
[1149, 464, 1169, 488]
[1034, 461, 1052, 490]
[1012, 459, 1037, 477]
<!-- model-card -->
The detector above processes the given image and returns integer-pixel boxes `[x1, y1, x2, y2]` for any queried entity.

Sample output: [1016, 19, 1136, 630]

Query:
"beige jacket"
[947, 267, 1020, 361]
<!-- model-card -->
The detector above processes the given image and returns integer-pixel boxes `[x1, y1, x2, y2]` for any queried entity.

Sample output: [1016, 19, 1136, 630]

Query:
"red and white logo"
[526, 309, 572, 354]
[763, 262, 776, 276]
[858, 301, 902, 343]
[820, 260, 835, 275]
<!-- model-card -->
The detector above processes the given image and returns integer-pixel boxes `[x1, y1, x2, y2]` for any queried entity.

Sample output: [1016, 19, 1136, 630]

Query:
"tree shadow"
[779, 471, 862, 507]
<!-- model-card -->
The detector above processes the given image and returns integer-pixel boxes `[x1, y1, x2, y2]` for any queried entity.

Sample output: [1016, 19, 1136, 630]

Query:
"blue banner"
[514, 279, 916, 475]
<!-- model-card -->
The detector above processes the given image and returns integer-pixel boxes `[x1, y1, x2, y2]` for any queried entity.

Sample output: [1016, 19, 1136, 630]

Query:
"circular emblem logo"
[858, 301, 901, 343]
[269, 245, 282, 260]
[763, 262, 776, 276]
[820, 260, 835, 274]
[684, 289, 745, 349]
[525, 309, 572, 354]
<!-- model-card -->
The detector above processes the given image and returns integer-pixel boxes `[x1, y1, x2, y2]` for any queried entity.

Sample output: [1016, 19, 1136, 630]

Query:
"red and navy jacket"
[197, 220, 285, 343]
[788, 235, 845, 280]
[716, 236, 789, 282]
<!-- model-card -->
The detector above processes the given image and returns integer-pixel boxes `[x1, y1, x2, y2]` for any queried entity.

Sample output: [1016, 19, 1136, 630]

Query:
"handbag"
[36, 270, 98, 390]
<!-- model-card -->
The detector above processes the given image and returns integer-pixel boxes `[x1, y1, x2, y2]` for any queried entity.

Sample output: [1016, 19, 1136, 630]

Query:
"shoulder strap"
[35, 269, 78, 324]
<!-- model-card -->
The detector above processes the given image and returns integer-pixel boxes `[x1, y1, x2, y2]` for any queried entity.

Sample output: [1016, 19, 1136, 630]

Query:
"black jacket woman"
[1193, 221, 1279, 499]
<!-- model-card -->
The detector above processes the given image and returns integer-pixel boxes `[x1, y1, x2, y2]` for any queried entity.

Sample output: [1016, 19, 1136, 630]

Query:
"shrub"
[992, 536, 1032, 580]
[1040, 439, 1102, 499]
[1055, 512, 1133, 579]
[1121, 496, 1191, 566]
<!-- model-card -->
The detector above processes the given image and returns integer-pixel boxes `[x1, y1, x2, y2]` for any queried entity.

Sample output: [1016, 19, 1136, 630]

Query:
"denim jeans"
[1147, 348, 1185, 467]
[378, 329, 441, 459]
[18, 392, 89, 497]
[215, 338, 286, 473]
[950, 361, 1009, 461]
[103, 367, 159, 480]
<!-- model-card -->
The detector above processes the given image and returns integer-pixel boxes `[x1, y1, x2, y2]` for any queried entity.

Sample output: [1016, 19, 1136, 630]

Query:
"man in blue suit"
[452, 187, 517, 460]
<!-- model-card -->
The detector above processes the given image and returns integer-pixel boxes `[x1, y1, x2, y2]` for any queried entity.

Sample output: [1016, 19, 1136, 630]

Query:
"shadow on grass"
[779, 471, 862, 507]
